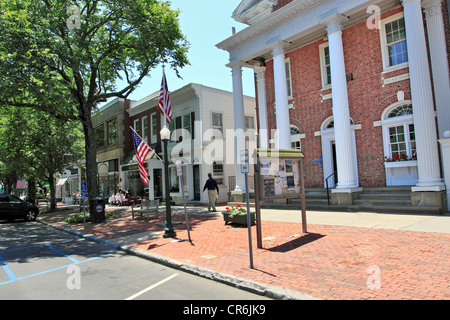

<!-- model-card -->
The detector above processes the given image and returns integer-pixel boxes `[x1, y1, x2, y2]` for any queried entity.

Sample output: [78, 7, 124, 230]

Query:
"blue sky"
[115, 0, 255, 103]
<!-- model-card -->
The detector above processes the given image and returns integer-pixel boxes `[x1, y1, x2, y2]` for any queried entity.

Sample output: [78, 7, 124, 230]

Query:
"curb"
[38, 219, 319, 300]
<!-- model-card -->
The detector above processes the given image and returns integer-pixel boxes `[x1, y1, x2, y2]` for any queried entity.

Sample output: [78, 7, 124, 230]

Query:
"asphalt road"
[0, 221, 270, 301]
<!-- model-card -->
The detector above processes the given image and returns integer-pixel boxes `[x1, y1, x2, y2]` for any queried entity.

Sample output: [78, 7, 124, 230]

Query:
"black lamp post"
[160, 126, 176, 238]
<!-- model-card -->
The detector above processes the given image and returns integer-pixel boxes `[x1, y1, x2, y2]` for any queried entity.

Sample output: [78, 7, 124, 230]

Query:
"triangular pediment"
[232, 0, 278, 25]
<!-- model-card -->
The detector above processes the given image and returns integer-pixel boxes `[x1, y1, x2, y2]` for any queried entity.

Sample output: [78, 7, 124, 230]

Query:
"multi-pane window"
[245, 116, 254, 130]
[133, 119, 140, 136]
[384, 104, 416, 160]
[387, 104, 412, 118]
[389, 125, 407, 156]
[408, 124, 416, 155]
[170, 112, 195, 142]
[151, 113, 157, 144]
[385, 17, 408, 67]
[142, 116, 148, 143]
[213, 161, 224, 185]
[285, 59, 293, 98]
[290, 126, 301, 150]
[107, 118, 117, 145]
[319, 43, 331, 88]
[95, 124, 105, 148]
[212, 113, 223, 134]
[183, 113, 192, 139]
[324, 46, 331, 86]
[381, 15, 408, 70]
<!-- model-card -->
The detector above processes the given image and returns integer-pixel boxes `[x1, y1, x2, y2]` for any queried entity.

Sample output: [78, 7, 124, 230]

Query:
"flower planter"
[222, 212, 255, 227]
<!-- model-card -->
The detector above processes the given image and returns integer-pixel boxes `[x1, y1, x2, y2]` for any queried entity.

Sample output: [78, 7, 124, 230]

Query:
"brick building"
[217, 0, 450, 211]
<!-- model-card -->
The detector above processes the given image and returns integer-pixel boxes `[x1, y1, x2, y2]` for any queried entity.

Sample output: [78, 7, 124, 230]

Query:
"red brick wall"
[263, 8, 417, 188]
[125, 106, 161, 156]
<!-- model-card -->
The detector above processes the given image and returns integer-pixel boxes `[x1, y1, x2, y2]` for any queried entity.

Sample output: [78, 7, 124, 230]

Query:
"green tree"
[0, 0, 189, 210]
[0, 106, 85, 209]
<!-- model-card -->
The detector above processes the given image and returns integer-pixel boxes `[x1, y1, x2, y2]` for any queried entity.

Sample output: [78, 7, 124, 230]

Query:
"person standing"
[203, 173, 219, 212]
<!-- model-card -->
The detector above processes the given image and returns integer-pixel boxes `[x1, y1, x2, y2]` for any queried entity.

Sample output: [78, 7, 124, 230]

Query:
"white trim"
[133, 119, 139, 134]
[319, 42, 331, 89]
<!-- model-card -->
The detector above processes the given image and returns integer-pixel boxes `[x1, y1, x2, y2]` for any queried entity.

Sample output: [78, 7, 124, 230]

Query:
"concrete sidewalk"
[39, 204, 450, 300]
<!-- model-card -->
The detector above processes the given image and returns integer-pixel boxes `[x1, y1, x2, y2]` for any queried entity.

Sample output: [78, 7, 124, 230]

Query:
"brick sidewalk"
[40, 208, 450, 300]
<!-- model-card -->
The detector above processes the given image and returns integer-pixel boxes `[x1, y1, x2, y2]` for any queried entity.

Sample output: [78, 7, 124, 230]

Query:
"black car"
[0, 193, 39, 222]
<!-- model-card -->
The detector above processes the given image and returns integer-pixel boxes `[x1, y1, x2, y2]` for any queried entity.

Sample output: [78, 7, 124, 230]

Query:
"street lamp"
[160, 126, 176, 238]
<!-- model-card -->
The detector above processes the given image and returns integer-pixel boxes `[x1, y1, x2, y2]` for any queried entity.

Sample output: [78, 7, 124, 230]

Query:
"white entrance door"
[321, 117, 359, 188]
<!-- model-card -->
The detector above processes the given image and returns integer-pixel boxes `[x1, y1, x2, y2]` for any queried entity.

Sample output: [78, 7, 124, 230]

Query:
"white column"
[229, 61, 246, 193]
[438, 132, 450, 211]
[423, 0, 450, 139]
[271, 41, 291, 149]
[322, 14, 359, 190]
[402, 0, 444, 190]
[255, 66, 269, 149]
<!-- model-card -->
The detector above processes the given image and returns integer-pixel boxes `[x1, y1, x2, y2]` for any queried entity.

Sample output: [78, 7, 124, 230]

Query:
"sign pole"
[83, 199, 86, 229]
[241, 149, 253, 269]
[244, 171, 254, 269]
[176, 160, 192, 243]
[81, 182, 87, 229]
[254, 135, 263, 249]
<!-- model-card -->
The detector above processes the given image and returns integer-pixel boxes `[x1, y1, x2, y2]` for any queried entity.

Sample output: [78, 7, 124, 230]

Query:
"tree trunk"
[27, 176, 36, 204]
[48, 174, 56, 210]
[80, 103, 98, 212]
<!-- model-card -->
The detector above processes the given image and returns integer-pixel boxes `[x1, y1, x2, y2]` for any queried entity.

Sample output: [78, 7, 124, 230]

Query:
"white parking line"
[125, 273, 179, 300]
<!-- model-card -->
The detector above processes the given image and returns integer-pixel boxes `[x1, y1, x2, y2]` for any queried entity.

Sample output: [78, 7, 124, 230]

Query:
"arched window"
[387, 104, 412, 118]
[323, 118, 354, 130]
[382, 103, 416, 161]
[290, 125, 301, 150]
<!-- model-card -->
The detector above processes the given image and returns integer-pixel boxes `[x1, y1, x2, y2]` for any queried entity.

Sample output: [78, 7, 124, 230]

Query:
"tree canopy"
[0, 0, 189, 201]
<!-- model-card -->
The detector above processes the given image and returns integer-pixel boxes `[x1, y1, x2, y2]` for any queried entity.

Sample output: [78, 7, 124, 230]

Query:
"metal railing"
[325, 171, 337, 205]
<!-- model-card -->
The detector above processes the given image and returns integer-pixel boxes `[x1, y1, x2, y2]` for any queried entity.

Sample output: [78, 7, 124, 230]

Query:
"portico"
[217, 0, 448, 210]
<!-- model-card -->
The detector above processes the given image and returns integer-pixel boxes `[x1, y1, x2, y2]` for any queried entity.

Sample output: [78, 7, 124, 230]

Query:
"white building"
[122, 83, 256, 205]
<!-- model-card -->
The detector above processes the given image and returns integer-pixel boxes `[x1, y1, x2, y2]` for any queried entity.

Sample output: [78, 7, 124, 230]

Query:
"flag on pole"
[158, 67, 172, 125]
[131, 127, 151, 184]
[131, 127, 152, 164]
[16, 176, 27, 189]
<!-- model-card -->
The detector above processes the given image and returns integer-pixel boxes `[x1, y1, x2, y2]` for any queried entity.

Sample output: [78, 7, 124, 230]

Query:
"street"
[0, 221, 270, 300]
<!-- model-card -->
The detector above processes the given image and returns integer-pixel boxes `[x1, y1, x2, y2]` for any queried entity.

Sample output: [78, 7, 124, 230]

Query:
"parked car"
[0, 193, 39, 222]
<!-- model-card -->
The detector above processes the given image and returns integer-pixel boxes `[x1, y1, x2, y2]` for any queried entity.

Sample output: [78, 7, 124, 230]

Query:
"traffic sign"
[81, 182, 87, 200]
[240, 150, 249, 173]
[175, 160, 182, 177]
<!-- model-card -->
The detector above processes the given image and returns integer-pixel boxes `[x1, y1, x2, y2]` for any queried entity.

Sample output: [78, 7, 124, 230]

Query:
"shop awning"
[56, 178, 68, 186]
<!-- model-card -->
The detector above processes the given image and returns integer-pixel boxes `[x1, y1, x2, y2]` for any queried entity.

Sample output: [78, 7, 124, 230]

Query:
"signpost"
[176, 160, 192, 243]
[80, 182, 87, 229]
[241, 149, 253, 269]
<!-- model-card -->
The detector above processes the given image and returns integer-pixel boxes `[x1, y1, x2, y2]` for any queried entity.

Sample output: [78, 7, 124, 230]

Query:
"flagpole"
[162, 65, 167, 127]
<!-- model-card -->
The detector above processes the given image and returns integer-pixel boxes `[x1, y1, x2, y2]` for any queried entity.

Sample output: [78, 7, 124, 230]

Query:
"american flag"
[131, 128, 152, 164]
[158, 67, 172, 125]
[16, 176, 27, 189]
[137, 161, 149, 185]
[131, 127, 151, 184]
